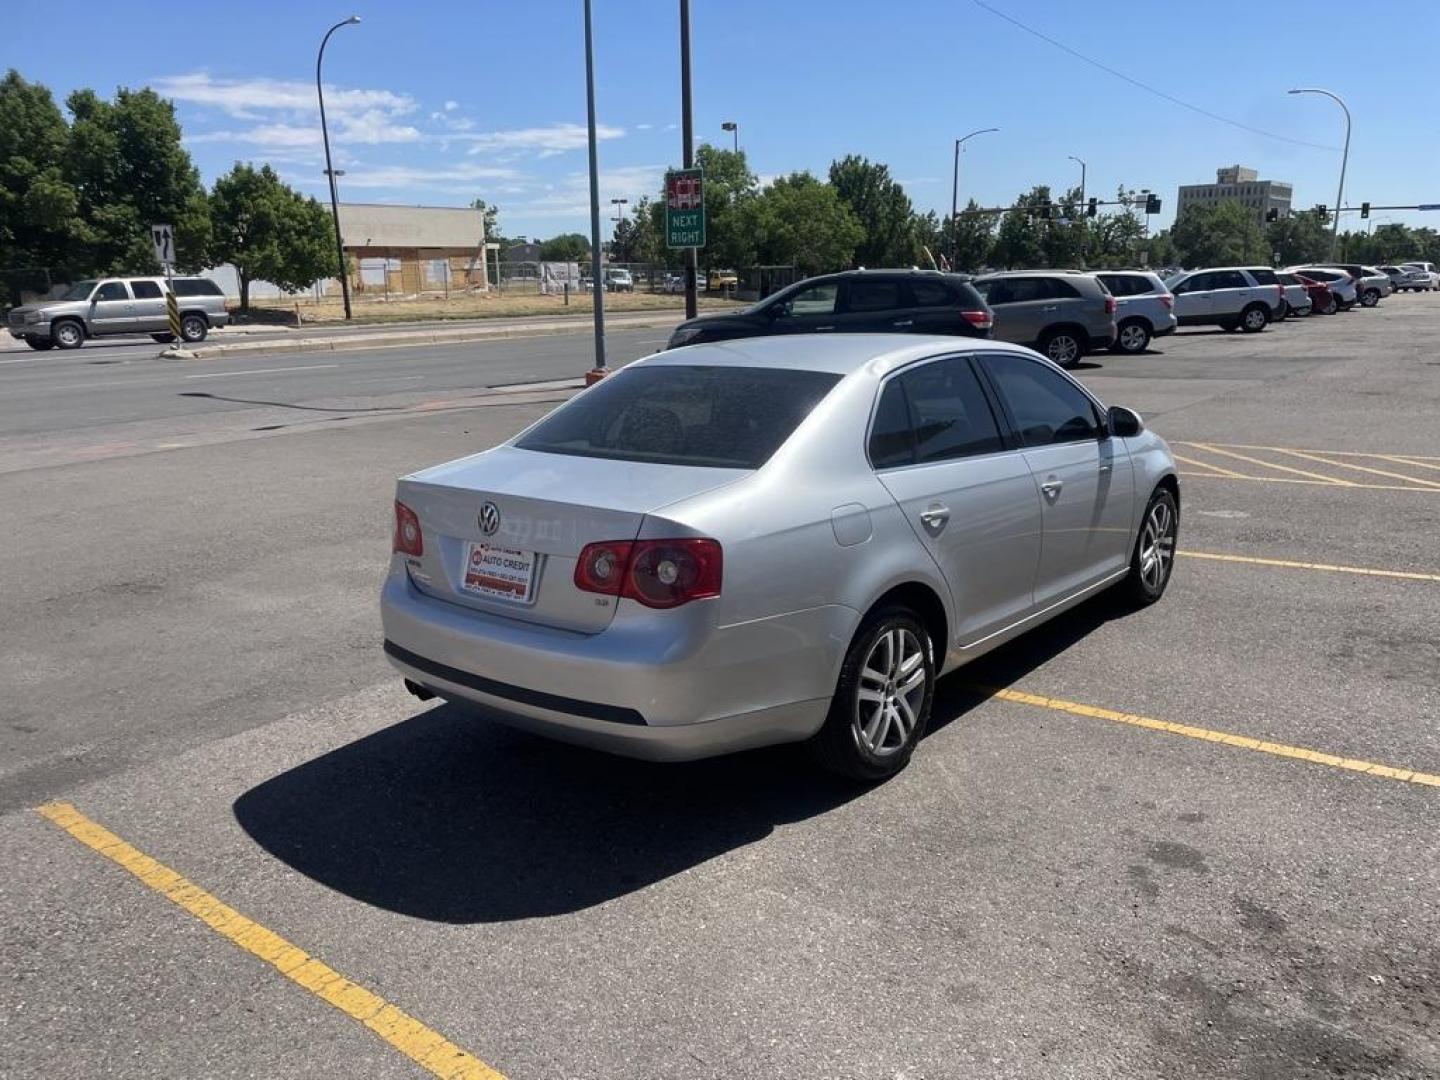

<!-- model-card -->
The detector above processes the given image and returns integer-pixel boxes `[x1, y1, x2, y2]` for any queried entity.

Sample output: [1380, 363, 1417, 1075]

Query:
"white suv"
[1096, 271, 1177, 354]
[1164, 266, 1284, 333]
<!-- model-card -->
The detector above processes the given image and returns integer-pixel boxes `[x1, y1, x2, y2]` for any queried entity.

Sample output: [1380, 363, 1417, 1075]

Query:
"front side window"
[773, 283, 838, 318]
[980, 354, 1099, 448]
[1173, 273, 1211, 293]
[129, 280, 163, 299]
[515, 365, 841, 469]
[60, 279, 99, 301]
[94, 282, 129, 302]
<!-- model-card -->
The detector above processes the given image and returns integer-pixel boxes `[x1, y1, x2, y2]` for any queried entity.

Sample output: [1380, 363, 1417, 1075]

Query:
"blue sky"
[13, 1, 1440, 242]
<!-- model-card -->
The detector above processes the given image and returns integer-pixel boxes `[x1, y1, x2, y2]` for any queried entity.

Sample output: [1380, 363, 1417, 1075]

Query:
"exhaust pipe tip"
[403, 678, 436, 702]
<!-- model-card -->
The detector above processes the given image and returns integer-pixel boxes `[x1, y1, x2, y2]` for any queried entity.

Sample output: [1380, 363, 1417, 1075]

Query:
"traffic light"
[1144, 194, 1161, 214]
[1265, 207, 1279, 223]
[1315, 204, 1327, 217]
[1361, 202, 1371, 219]
[1086, 197, 1098, 218]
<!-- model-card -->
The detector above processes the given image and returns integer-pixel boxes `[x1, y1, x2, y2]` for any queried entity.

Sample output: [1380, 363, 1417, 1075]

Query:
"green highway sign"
[665, 168, 706, 248]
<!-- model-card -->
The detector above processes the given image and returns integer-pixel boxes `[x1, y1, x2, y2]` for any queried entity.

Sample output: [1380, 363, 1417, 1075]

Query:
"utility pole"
[949, 128, 999, 267]
[680, 0, 697, 319]
[1068, 155, 1086, 211]
[317, 15, 360, 320]
[721, 120, 738, 153]
[1288, 88, 1351, 261]
[583, 0, 606, 381]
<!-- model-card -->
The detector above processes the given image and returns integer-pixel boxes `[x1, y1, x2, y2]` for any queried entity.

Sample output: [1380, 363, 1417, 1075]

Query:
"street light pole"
[1068, 155, 1086, 210]
[950, 127, 999, 266]
[680, 0, 697, 320]
[1288, 87, 1351, 261]
[721, 120, 738, 153]
[317, 15, 360, 321]
[583, 0, 607, 380]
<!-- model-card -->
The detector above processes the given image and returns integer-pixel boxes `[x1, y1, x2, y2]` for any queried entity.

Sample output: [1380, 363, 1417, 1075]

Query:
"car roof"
[639, 333, 1041, 377]
[975, 269, 1094, 279]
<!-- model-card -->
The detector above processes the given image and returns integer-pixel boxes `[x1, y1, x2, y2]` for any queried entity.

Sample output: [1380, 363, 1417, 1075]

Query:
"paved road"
[2, 300, 1437, 1078]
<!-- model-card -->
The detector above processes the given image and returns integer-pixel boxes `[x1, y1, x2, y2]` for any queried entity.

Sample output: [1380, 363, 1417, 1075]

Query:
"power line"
[971, 0, 1341, 153]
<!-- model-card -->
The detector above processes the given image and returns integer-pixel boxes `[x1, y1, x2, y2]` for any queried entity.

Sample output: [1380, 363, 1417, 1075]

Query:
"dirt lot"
[249, 289, 744, 325]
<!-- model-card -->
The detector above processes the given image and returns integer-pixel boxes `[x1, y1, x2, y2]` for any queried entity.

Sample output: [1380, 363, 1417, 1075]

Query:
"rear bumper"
[379, 568, 847, 760]
[1153, 324, 1177, 338]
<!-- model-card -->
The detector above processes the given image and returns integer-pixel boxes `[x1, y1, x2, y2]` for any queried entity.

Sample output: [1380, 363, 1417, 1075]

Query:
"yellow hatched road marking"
[1378, 455, 1440, 472]
[34, 803, 507, 1080]
[1204, 443, 1440, 463]
[976, 690, 1440, 789]
[1171, 453, 1246, 478]
[1179, 550, 1440, 582]
[1176, 472, 1440, 493]
[1265, 448, 1440, 490]
[1181, 443, 1357, 485]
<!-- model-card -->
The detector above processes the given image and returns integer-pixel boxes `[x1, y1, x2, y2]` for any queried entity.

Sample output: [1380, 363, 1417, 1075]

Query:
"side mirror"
[1107, 405, 1144, 438]
[765, 302, 787, 320]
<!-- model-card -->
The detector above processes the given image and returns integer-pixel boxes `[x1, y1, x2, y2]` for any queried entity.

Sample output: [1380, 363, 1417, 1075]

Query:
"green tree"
[63, 86, 210, 273]
[1144, 228, 1179, 269]
[469, 198, 503, 246]
[828, 155, 919, 267]
[741, 172, 863, 276]
[1266, 212, 1331, 266]
[941, 200, 999, 272]
[0, 70, 85, 274]
[1170, 201, 1268, 268]
[990, 186, 1052, 268]
[210, 163, 337, 313]
[693, 143, 758, 272]
[538, 232, 590, 262]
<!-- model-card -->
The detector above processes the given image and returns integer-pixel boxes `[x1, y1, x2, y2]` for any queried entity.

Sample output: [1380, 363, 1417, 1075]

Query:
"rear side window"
[129, 280, 163, 299]
[844, 280, 905, 313]
[515, 365, 841, 469]
[899, 357, 1004, 464]
[173, 278, 225, 297]
[1248, 268, 1279, 286]
[980, 354, 1099, 448]
[1099, 274, 1149, 297]
[910, 280, 954, 307]
[868, 380, 915, 469]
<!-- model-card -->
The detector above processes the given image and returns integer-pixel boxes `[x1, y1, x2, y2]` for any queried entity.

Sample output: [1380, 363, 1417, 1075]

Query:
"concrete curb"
[157, 315, 680, 362]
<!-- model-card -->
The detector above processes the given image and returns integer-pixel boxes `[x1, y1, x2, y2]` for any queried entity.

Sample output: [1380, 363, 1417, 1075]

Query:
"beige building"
[333, 203, 488, 296]
[1177, 165, 1293, 225]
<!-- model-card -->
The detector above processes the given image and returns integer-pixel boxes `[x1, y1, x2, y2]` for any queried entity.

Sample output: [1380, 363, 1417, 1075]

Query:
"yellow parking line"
[1266, 448, 1440, 490]
[1179, 550, 1440, 582]
[976, 690, 1440, 788]
[1182, 443, 1356, 485]
[34, 803, 506, 1080]
[1378, 455, 1440, 473]
[1171, 453, 1247, 478]
[1208, 443, 1440, 464]
[1176, 472, 1440, 493]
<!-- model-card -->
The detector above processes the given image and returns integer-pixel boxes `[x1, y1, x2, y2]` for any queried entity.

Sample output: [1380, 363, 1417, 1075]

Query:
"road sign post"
[665, 169, 706, 249]
[151, 223, 182, 343]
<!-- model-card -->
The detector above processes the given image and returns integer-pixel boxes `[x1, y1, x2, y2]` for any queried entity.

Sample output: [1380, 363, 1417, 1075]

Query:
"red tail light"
[393, 501, 423, 556]
[961, 309, 992, 330]
[1160, 293, 1174, 310]
[575, 538, 723, 609]
[1104, 295, 1117, 316]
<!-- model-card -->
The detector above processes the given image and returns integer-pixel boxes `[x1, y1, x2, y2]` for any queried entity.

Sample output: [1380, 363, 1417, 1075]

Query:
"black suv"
[664, 270, 993, 350]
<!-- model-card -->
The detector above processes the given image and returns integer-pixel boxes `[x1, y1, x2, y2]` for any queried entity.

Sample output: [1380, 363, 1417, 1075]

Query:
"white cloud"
[502, 164, 663, 219]
[152, 73, 415, 120]
[635, 123, 653, 131]
[444, 100, 459, 111]
[460, 122, 624, 157]
[333, 162, 525, 194]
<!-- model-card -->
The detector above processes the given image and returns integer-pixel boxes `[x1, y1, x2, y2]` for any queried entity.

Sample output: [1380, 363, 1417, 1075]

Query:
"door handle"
[816, 325, 835, 331]
[1041, 304, 1059, 312]
[892, 319, 914, 328]
[919, 504, 950, 530]
[1040, 478, 1063, 499]
[1098, 462, 1112, 473]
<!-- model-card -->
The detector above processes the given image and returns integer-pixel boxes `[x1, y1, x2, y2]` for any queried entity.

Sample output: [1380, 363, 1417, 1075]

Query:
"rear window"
[515, 365, 841, 469]
[845, 280, 905, 313]
[1248, 268, 1279, 286]
[173, 278, 224, 297]
[910, 280, 955, 307]
[129, 280, 163, 299]
[1098, 274, 1152, 297]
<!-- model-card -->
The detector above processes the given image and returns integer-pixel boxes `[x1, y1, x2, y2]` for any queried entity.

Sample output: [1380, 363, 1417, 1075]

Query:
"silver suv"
[1164, 266, 1284, 332]
[971, 271, 1116, 367]
[1096, 271, 1177, 354]
[5, 276, 229, 350]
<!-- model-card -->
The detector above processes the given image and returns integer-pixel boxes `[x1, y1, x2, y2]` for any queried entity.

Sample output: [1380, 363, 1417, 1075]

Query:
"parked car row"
[664, 256, 1418, 366]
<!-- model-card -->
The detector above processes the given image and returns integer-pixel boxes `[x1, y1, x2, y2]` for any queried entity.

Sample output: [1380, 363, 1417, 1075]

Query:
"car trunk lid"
[396, 445, 746, 632]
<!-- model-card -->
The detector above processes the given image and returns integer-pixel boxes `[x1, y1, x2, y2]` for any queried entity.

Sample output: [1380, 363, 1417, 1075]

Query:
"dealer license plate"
[460, 542, 537, 604]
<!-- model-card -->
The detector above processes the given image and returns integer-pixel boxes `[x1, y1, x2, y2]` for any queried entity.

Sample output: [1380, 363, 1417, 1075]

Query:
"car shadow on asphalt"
[233, 595, 1123, 924]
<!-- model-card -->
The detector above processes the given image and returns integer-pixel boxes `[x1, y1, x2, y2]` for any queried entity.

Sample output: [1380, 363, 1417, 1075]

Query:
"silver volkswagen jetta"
[381, 335, 1179, 781]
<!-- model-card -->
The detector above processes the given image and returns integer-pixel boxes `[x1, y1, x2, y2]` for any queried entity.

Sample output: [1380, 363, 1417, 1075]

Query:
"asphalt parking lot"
[2, 298, 1437, 1079]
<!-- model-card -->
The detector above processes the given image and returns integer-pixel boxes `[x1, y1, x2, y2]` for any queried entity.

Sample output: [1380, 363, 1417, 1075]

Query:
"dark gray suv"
[971, 271, 1117, 367]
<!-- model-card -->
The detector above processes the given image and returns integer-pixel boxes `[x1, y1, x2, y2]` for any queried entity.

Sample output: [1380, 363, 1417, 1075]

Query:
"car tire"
[150, 332, 176, 343]
[807, 605, 935, 783]
[1038, 327, 1086, 368]
[179, 314, 208, 343]
[1277, 300, 1289, 321]
[1239, 304, 1269, 332]
[1217, 317, 1240, 332]
[24, 337, 55, 350]
[1111, 319, 1151, 355]
[1116, 486, 1179, 609]
[52, 319, 85, 349]
[1319, 294, 1338, 315]
[1361, 288, 1380, 308]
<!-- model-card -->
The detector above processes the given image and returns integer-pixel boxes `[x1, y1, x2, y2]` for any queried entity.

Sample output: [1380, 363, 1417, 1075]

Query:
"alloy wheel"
[1138, 499, 1176, 593]
[1243, 308, 1267, 330]
[1047, 335, 1080, 365]
[853, 628, 927, 757]
[54, 322, 83, 348]
[1118, 324, 1148, 352]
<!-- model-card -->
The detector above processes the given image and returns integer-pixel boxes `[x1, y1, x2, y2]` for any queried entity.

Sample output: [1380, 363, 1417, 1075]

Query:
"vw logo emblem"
[478, 501, 501, 536]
